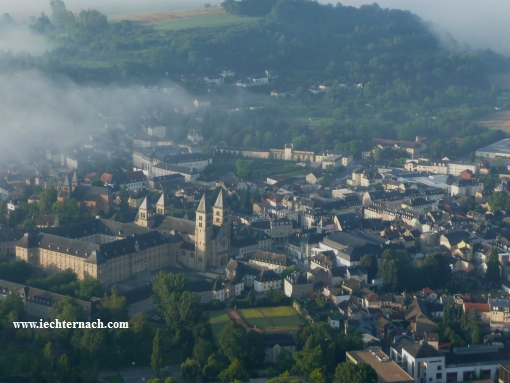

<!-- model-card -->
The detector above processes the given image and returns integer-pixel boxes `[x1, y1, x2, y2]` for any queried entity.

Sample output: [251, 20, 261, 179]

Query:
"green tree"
[381, 249, 412, 292]
[91, 179, 103, 187]
[218, 359, 248, 383]
[203, 353, 227, 379]
[246, 330, 266, 367]
[98, 287, 128, 322]
[75, 278, 104, 300]
[359, 254, 378, 281]
[485, 247, 501, 282]
[488, 192, 510, 211]
[193, 338, 216, 367]
[419, 252, 452, 288]
[334, 362, 378, 383]
[181, 358, 200, 383]
[152, 329, 164, 377]
[235, 159, 250, 178]
[219, 322, 248, 362]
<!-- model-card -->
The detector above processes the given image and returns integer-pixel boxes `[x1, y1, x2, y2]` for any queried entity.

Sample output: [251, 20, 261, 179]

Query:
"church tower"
[212, 189, 230, 267]
[195, 193, 212, 272]
[136, 197, 153, 228]
[71, 171, 79, 192]
[156, 193, 166, 215]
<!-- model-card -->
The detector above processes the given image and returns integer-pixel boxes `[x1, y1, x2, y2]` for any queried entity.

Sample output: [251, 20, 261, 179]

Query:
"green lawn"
[208, 310, 230, 323]
[271, 316, 305, 328]
[211, 321, 230, 335]
[153, 13, 260, 31]
[261, 307, 294, 317]
[245, 317, 274, 330]
[238, 308, 265, 319]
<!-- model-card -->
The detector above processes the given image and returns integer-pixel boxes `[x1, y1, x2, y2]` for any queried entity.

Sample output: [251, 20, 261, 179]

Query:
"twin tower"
[136, 190, 230, 271]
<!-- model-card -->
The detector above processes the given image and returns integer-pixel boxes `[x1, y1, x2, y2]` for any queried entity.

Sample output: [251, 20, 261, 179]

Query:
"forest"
[2, 0, 510, 155]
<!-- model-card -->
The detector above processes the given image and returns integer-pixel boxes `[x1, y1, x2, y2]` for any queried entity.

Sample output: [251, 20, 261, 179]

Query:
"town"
[2, 0, 510, 382]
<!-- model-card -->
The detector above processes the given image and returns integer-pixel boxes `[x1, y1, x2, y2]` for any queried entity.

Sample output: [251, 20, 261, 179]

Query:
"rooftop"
[347, 350, 414, 383]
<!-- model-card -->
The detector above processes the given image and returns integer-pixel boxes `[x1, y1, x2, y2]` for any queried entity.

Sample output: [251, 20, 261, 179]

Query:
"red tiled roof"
[464, 303, 489, 313]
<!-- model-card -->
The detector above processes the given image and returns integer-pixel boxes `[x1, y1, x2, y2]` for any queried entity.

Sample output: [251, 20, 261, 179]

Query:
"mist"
[0, 71, 195, 163]
[320, 0, 510, 56]
[2, 0, 509, 55]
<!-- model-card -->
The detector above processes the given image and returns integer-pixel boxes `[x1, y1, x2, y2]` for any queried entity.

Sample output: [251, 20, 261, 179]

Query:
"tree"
[293, 345, 323, 379]
[181, 358, 200, 383]
[193, 338, 216, 367]
[119, 184, 129, 221]
[152, 329, 164, 377]
[218, 359, 248, 383]
[152, 271, 189, 312]
[98, 287, 128, 322]
[419, 253, 452, 288]
[485, 247, 501, 282]
[219, 322, 248, 362]
[334, 362, 378, 383]
[488, 192, 510, 211]
[380, 249, 412, 292]
[359, 254, 378, 281]
[75, 278, 104, 300]
[203, 353, 227, 379]
[91, 179, 103, 187]
[246, 330, 265, 367]
[235, 159, 250, 178]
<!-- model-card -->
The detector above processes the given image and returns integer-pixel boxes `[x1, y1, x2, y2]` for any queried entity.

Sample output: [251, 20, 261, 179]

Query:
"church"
[134, 189, 231, 272]
[16, 190, 231, 285]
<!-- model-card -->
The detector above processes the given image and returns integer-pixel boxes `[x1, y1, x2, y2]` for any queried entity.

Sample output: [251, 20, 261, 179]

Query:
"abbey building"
[16, 190, 231, 284]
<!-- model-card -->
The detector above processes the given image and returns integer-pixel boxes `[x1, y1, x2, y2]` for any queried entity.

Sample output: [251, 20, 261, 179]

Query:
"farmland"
[110, 7, 261, 31]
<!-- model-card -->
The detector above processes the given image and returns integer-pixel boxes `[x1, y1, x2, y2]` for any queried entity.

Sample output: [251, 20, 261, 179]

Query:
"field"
[208, 306, 306, 335]
[476, 110, 510, 132]
[236, 306, 306, 331]
[208, 310, 232, 335]
[110, 7, 261, 31]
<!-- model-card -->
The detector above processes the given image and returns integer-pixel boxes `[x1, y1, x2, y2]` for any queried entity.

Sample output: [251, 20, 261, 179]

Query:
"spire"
[214, 189, 228, 209]
[197, 193, 207, 213]
[72, 171, 78, 183]
[157, 193, 165, 207]
[63, 174, 70, 187]
[139, 196, 149, 210]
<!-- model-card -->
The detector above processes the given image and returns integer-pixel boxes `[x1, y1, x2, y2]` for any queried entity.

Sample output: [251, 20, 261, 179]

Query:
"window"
[436, 373, 442, 379]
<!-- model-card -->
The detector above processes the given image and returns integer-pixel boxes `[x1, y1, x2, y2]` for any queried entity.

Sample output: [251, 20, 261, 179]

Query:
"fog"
[2, 0, 509, 55]
[0, 71, 194, 163]
[321, 0, 510, 56]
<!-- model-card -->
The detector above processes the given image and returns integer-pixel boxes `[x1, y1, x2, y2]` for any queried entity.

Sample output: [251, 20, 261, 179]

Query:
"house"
[390, 337, 504, 382]
[463, 302, 490, 324]
[248, 251, 290, 274]
[306, 172, 323, 185]
[284, 272, 314, 298]
[490, 298, 510, 331]
[263, 333, 295, 363]
[346, 349, 414, 383]
[0, 279, 99, 319]
[189, 279, 225, 303]
[254, 269, 282, 293]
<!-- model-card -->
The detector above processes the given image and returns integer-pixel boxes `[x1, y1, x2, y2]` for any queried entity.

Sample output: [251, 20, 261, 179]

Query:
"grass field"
[110, 7, 261, 31]
[476, 110, 510, 132]
[154, 13, 261, 31]
[207, 310, 231, 335]
[238, 308, 265, 319]
[237, 306, 306, 331]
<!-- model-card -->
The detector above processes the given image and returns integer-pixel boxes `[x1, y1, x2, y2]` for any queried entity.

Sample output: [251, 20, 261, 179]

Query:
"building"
[270, 144, 314, 162]
[0, 279, 98, 319]
[263, 333, 296, 363]
[248, 251, 290, 274]
[346, 349, 414, 383]
[284, 272, 314, 298]
[58, 173, 112, 216]
[17, 190, 232, 283]
[476, 138, 510, 159]
[490, 298, 510, 331]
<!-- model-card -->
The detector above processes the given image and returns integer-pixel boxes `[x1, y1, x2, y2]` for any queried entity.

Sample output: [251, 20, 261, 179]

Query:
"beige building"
[347, 349, 414, 383]
[16, 190, 232, 284]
